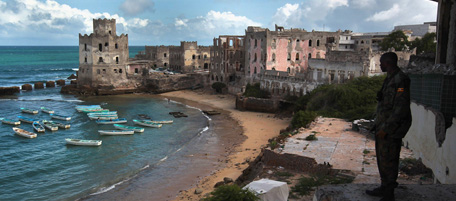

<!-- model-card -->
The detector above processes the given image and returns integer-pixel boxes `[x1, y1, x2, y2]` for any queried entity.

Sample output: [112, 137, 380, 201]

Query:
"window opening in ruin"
[192, 55, 196, 59]
[297, 39, 300, 42]
[115, 43, 118, 49]
[102, 69, 106, 74]
[204, 63, 208, 69]
[254, 67, 257, 74]
[99, 44, 102, 51]
[109, 30, 112, 35]
[272, 53, 276, 61]
[114, 69, 118, 73]
[135, 68, 139, 74]
[254, 53, 257, 62]
[345, 45, 348, 49]
[254, 39, 257, 47]
[119, 69, 123, 73]
[97, 69, 100, 74]
[204, 54, 207, 59]
[84, 44, 87, 51]
[287, 53, 291, 61]
[317, 40, 320, 46]
[346, 37, 348, 40]
[288, 39, 291, 43]
[287, 67, 290, 73]
[309, 40, 312, 46]
[216, 76, 219, 81]
[164, 63, 167, 66]
[164, 53, 167, 57]
[229, 40, 233, 47]
[84, 57, 87, 63]
[272, 67, 276, 71]
[296, 53, 299, 60]
[98, 57, 103, 63]
[105, 42, 108, 46]
[308, 53, 311, 59]
[116, 57, 119, 64]
[212, 74, 214, 80]
[198, 55, 201, 59]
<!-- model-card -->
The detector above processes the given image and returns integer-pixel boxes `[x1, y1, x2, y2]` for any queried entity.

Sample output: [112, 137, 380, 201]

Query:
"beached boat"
[96, 118, 127, 124]
[45, 120, 70, 129]
[50, 113, 71, 121]
[13, 127, 37, 138]
[113, 124, 144, 133]
[133, 119, 162, 128]
[89, 116, 119, 120]
[41, 120, 58, 131]
[98, 130, 134, 135]
[65, 138, 102, 146]
[0, 118, 21, 125]
[144, 119, 173, 124]
[40, 107, 54, 114]
[21, 107, 38, 114]
[18, 116, 39, 124]
[33, 122, 45, 132]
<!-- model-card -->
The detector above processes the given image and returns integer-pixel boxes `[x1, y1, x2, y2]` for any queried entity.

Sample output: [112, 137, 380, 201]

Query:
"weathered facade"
[137, 42, 211, 73]
[78, 19, 131, 88]
[244, 25, 340, 79]
[257, 70, 317, 98]
[210, 35, 246, 93]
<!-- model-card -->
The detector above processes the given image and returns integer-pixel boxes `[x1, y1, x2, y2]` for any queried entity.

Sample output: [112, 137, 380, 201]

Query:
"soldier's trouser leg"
[375, 136, 402, 191]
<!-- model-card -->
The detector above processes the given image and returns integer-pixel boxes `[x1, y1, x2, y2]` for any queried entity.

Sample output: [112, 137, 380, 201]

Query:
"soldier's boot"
[366, 186, 385, 197]
[379, 188, 395, 201]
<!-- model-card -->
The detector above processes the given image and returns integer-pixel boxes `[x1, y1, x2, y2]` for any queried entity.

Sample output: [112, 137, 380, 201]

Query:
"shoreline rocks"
[0, 86, 20, 96]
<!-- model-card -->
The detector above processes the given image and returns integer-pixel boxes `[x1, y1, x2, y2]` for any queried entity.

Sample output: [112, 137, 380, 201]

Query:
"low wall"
[144, 73, 208, 93]
[403, 102, 456, 184]
[235, 96, 279, 113]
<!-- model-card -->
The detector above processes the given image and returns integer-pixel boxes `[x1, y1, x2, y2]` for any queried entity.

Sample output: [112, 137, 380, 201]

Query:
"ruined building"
[78, 19, 131, 88]
[210, 35, 245, 93]
[137, 42, 211, 73]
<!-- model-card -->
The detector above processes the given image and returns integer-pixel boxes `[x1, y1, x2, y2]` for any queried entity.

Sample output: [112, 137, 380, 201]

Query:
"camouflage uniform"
[374, 68, 412, 191]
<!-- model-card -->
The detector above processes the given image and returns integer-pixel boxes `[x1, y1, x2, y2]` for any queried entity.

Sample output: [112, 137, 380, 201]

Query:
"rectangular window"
[135, 68, 139, 73]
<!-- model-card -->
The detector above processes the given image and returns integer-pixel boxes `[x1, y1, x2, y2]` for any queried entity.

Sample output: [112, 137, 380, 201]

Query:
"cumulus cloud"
[366, 4, 400, 22]
[271, 0, 437, 33]
[120, 0, 154, 16]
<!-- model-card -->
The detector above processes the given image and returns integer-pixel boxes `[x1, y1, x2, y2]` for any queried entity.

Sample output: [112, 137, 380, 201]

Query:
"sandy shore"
[160, 90, 291, 200]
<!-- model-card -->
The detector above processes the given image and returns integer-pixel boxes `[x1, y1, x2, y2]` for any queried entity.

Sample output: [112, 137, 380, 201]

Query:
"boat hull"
[114, 124, 144, 133]
[13, 128, 37, 138]
[33, 122, 45, 133]
[98, 130, 134, 135]
[96, 118, 127, 124]
[65, 139, 102, 146]
[0, 118, 21, 125]
[133, 120, 162, 128]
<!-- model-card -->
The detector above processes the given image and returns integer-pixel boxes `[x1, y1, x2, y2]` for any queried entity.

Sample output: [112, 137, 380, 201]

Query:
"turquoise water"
[0, 46, 211, 200]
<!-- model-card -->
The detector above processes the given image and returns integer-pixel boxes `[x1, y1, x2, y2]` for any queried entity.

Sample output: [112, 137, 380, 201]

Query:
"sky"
[0, 0, 438, 46]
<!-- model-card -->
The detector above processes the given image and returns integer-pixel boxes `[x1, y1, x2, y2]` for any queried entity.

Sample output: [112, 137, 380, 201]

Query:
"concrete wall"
[403, 102, 456, 184]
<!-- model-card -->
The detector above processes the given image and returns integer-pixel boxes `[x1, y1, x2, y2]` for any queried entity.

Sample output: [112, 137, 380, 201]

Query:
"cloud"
[120, 0, 154, 16]
[366, 4, 400, 22]
[350, 0, 376, 9]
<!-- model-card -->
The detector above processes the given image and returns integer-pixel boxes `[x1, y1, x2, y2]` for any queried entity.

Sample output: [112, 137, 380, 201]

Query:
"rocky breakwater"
[0, 86, 20, 96]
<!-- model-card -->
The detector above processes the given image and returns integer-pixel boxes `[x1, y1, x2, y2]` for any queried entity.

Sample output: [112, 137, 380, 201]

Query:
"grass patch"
[291, 174, 354, 196]
[269, 140, 279, 150]
[305, 134, 318, 141]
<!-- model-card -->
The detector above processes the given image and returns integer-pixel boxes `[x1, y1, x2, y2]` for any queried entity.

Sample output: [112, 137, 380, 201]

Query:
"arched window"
[216, 76, 219, 81]
[308, 53, 312, 59]
[204, 54, 207, 59]
[254, 53, 257, 62]
[198, 55, 201, 59]
[99, 44, 102, 51]
[105, 42, 108, 47]
[98, 57, 103, 63]
[317, 40, 320, 46]
[361, 40, 364, 44]
[164, 53, 167, 57]
[254, 67, 257, 74]
[84, 57, 87, 63]
[164, 63, 167, 66]
[287, 67, 290, 73]
[296, 53, 300, 60]
[254, 39, 257, 47]
[309, 40, 312, 46]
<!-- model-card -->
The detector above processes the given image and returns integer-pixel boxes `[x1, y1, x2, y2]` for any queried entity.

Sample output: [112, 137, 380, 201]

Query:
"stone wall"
[235, 96, 279, 113]
[403, 102, 456, 184]
[263, 149, 332, 174]
[143, 73, 208, 93]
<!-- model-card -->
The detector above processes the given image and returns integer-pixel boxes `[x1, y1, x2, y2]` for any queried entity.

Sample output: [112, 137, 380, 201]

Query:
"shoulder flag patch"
[397, 88, 404, 92]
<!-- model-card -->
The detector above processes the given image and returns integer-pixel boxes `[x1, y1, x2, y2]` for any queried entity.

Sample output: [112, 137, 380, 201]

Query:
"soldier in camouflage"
[366, 52, 412, 201]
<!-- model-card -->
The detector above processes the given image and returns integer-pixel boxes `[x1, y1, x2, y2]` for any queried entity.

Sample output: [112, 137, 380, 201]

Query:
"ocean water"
[0, 46, 211, 200]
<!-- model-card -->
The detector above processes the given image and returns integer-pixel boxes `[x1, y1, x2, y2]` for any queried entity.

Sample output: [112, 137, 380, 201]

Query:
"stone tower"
[78, 18, 129, 87]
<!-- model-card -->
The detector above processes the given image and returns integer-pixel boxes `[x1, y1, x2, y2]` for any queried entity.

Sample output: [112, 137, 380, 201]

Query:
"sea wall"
[235, 96, 279, 113]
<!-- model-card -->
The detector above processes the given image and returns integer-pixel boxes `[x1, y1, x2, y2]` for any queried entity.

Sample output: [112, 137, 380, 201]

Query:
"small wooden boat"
[96, 118, 127, 124]
[145, 119, 173, 124]
[0, 118, 21, 125]
[18, 116, 39, 124]
[33, 122, 45, 132]
[114, 124, 144, 133]
[78, 108, 109, 113]
[89, 116, 119, 120]
[98, 130, 134, 135]
[41, 120, 58, 131]
[50, 113, 71, 121]
[75, 105, 101, 109]
[40, 107, 54, 114]
[87, 111, 117, 116]
[133, 119, 162, 128]
[138, 114, 151, 119]
[21, 107, 38, 114]
[47, 120, 71, 129]
[13, 127, 37, 138]
[65, 138, 102, 146]
[169, 112, 188, 118]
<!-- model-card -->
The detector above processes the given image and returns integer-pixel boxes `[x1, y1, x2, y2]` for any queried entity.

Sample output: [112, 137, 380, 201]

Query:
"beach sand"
[160, 90, 291, 200]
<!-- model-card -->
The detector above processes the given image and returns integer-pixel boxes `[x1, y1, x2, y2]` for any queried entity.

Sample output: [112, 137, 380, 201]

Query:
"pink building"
[244, 25, 340, 77]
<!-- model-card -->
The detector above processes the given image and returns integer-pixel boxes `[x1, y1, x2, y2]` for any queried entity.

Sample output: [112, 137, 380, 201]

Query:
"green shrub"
[212, 82, 226, 93]
[305, 134, 318, 141]
[291, 110, 317, 129]
[269, 140, 279, 150]
[243, 83, 270, 98]
[203, 184, 259, 201]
